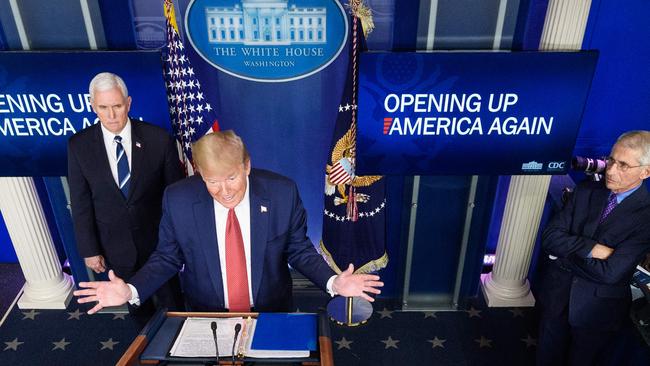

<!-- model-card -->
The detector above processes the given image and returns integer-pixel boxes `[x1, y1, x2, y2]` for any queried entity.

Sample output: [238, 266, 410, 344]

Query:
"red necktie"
[225, 208, 250, 312]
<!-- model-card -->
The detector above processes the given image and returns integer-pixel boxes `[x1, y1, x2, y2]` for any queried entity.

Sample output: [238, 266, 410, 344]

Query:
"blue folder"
[251, 313, 317, 351]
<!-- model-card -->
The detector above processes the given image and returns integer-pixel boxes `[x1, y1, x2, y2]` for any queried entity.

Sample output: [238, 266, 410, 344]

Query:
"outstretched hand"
[73, 270, 132, 314]
[332, 264, 383, 302]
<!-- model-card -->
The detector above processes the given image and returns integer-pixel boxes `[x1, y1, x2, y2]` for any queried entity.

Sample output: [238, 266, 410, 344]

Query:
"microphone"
[211, 321, 219, 363]
[231, 323, 242, 365]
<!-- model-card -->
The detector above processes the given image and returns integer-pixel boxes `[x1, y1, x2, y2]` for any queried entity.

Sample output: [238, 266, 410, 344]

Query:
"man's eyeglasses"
[606, 157, 647, 172]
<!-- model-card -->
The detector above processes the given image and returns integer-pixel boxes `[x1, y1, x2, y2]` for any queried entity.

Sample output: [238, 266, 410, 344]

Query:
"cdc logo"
[547, 161, 566, 170]
[185, 0, 348, 82]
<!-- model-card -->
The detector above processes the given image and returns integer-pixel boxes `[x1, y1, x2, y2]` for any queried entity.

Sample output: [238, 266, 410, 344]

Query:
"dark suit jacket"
[130, 169, 336, 312]
[541, 180, 650, 331]
[67, 120, 184, 275]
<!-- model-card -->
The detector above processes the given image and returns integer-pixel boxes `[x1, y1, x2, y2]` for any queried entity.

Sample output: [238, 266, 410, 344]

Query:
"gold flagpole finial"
[164, 0, 180, 34]
[349, 0, 375, 38]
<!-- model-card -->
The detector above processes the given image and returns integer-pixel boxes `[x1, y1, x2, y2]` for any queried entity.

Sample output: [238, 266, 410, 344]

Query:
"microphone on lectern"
[211, 321, 219, 363]
[231, 323, 242, 365]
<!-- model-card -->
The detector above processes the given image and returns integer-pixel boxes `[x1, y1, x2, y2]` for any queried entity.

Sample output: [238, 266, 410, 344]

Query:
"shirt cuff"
[127, 283, 140, 306]
[326, 275, 337, 297]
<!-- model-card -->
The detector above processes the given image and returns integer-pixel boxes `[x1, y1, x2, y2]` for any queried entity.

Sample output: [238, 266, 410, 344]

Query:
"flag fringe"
[319, 240, 388, 274]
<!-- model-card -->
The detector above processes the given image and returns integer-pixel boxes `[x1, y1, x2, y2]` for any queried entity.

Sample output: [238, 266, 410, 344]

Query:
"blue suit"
[537, 180, 650, 365]
[130, 169, 336, 312]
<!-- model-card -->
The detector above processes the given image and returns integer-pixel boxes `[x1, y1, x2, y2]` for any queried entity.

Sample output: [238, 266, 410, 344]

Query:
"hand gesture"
[84, 255, 106, 273]
[332, 264, 383, 302]
[73, 270, 132, 314]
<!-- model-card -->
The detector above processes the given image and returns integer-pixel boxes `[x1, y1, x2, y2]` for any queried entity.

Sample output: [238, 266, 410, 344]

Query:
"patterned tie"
[225, 208, 250, 312]
[599, 192, 618, 223]
[114, 135, 130, 199]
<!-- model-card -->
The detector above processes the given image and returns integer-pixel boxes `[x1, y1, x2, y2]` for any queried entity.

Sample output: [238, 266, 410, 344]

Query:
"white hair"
[88, 72, 129, 101]
[615, 130, 650, 166]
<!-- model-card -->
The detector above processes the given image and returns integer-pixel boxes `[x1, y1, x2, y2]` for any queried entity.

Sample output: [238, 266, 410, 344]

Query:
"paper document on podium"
[169, 317, 244, 357]
[169, 315, 312, 359]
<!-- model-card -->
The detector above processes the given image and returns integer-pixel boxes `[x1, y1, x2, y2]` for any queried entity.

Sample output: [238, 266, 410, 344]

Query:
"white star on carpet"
[377, 308, 393, 319]
[67, 309, 83, 320]
[466, 307, 482, 318]
[475, 336, 492, 348]
[4, 338, 24, 351]
[427, 337, 446, 348]
[335, 337, 353, 350]
[509, 308, 524, 317]
[112, 313, 127, 320]
[521, 334, 537, 347]
[423, 311, 437, 318]
[100, 338, 119, 350]
[22, 309, 40, 320]
[381, 336, 400, 349]
[52, 338, 70, 351]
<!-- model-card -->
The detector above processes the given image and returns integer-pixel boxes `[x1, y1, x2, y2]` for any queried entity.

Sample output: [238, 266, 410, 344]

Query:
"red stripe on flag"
[330, 163, 351, 185]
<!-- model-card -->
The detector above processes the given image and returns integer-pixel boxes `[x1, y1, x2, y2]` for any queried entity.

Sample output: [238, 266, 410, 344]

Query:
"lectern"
[117, 310, 334, 366]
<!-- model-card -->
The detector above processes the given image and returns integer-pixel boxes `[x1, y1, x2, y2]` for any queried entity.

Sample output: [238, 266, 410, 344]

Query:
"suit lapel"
[193, 188, 225, 303]
[249, 173, 269, 305]
[600, 182, 649, 227]
[128, 120, 145, 202]
[584, 187, 609, 238]
[92, 124, 123, 198]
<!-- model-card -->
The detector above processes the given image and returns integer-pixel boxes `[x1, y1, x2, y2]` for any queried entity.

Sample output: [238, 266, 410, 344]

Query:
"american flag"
[163, 0, 219, 175]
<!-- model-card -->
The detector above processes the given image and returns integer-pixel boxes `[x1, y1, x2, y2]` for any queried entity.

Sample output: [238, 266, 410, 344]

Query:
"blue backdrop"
[0, 51, 172, 176]
[356, 51, 598, 176]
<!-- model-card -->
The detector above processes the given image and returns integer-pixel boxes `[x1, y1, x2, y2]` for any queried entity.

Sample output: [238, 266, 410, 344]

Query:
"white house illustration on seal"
[205, 0, 327, 45]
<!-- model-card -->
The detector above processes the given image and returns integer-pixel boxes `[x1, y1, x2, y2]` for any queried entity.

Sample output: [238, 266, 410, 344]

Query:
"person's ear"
[244, 159, 251, 175]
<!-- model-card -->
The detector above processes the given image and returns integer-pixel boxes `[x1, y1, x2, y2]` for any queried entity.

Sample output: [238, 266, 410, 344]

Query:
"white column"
[480, 0, 592, 307]
[0, 177, 74, 309]
[481, 175, 550, 306]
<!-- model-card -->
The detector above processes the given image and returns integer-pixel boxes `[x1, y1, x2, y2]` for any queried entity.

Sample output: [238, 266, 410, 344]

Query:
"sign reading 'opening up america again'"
[355, 51, 598, 176]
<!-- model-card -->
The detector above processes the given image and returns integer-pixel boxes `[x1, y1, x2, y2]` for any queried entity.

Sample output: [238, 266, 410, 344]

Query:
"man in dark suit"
[68, 72, 184, 315]
[537, 131, 650, 365]
[73, 130, 383, 313]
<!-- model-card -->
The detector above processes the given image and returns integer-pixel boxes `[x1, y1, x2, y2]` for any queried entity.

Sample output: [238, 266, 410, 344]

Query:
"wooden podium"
[117, 310, 334, 366]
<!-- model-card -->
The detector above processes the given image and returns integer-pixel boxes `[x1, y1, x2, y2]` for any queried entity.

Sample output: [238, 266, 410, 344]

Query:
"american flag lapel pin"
[260, 206, 267, 213]
[135, 142, 142, 148]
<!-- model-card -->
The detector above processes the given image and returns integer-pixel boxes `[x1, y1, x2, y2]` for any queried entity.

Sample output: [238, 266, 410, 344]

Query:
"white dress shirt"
[99, 120, 132, 187]
[213, 177, 254, 309]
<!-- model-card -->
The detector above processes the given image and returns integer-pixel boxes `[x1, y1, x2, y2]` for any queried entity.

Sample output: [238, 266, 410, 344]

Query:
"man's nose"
[215, 182, 229, 192]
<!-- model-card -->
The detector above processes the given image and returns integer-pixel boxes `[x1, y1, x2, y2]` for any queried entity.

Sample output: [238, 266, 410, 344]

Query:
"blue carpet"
[329, 302, 537, 366]
[0, 263, 24, 316]
[0, 303, 140, 366]
[1, 295, 647, 365]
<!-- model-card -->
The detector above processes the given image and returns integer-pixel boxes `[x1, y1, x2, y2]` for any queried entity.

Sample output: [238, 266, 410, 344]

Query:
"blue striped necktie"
[114, 135, 130, 198]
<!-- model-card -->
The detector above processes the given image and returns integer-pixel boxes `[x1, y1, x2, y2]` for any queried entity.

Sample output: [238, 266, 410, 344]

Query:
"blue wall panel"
[575, 0, 650, 158]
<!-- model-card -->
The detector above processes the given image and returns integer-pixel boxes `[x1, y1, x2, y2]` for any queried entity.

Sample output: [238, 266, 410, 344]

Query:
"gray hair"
[88, 72, 129, 101]
[614, 130, 650, 166]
